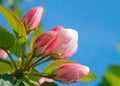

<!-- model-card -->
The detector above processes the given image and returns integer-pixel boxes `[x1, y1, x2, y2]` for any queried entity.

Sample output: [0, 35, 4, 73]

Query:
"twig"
[28, 57, 52, 70]
[33, 57, 52, 67]
[6, 50, 17, 70]
[24, 72, 51, 78]
[25, 48, 37, 67]
[20, 43, 26, 68]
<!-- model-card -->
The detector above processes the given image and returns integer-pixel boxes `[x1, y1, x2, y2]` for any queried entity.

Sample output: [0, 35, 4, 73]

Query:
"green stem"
[23, 57, 43, 71]
[18, 58, 21, 68]
[31, 56, 45, 66]
[28, 53, 49, 66]
[24, 57, 52, 71]
[6, 50, 17, 70]
[31, 57, 52, 67]
[26, 54, 34, 66]
[24, 72, 51, 78]
[25, 48, 37, 67]
[29, 80, 40, 85]
[20, 43, 26, 68]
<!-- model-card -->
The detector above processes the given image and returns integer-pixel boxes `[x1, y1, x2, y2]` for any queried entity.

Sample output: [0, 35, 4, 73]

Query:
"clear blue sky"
[1, 0, 120, 86]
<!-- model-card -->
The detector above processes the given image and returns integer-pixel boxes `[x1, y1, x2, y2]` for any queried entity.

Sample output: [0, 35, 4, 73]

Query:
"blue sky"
[1, 0, 120, 86]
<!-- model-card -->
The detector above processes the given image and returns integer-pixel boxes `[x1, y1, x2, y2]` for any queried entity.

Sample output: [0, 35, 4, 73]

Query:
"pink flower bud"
[39, 77, 53, 84]
[0, 49, 7, 58]
[22, 6, 44, 33]
[34, 31, 59, 56]
[51, 26, 78, 59]
[52, 63, 90, 84]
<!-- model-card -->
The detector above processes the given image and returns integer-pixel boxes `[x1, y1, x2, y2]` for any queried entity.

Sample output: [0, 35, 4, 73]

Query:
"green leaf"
[98, 77, 111, 86]
[79, 72, 98, 82]
[0, 74, 14, 83]
[0, 26, 15, 50]
[13, 6, 22, 17]
[116, 44, 120, 52]
[9, 41, 22, 57]
[15, 80, 29, 86]
[0, 59, 12, 73]
[0, 0, 3, 4]
[98, 65, 120, 86]
[40, 82, 58, 86]
[0, 74, 29, 86]
[0, 79, 13, 86]
[108, 65, 120, 77]
[0, 5, 26, 44]
[43, 60, 76, 74]
[27, 68, 40, 82]
[104, 72, 120, 86]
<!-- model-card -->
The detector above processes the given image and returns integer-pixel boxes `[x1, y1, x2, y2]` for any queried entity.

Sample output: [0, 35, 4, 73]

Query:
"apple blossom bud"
[0, 49, 7, 58]
[51, 26, 78, 59]
[22, 6, 44, 33]
[52, 63, 90, 84]
[34, 31, 59, 56]
[52, 26, 64, 31]
[39, 77, 53, 84]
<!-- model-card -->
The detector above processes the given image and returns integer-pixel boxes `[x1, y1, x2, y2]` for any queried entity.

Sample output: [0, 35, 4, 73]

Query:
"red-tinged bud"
[34, 31, 59, 56]
[0, 49, 7, 58]
[51, 26, 78, 59]
[52, 63, 90, 84]
[22, 6, 44, 34]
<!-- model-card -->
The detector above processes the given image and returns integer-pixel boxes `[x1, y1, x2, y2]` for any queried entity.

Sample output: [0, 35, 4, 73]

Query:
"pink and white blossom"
[34, 31, 59, 56]
[51, 26, 78, 59]
[0, 49, 7, 58]
[52, 63, 90, 84]
[22, 6, 44, 33]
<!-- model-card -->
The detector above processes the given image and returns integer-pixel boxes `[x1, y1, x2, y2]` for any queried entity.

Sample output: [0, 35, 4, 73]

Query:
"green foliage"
[98, 65, 120, 86]
[0, 5, 26, 45]
[0, 79, 13, 86]
[2, 0, 23, 17]
[13, 6, 22, 17]
[9, 41, 22, 57]
[40, 82, 58, 86]
[116, 44, 120, 53]
[0, 0, 3, 4]
[0, 74, 29, 86]
[108, 65, 120, 77]
[98, 77, 111, 86]
[0, 26, 15, 50]
[27, 68, 40, 82]
[43, 60, 76, 74]
[79, 72, 98, 82]
[0, 59, 12, 73]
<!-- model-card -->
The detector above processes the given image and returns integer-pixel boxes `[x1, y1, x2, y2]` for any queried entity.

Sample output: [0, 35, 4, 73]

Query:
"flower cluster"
[34, 26, 78, 59]
[0, 6, 96, 86]
[22, 6, 89, 84]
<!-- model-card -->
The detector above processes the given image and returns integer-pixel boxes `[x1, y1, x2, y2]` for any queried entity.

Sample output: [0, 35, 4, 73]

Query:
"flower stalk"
[5, 50, 17, 70]
[20, 43, 26, 68]
[29, 56, 52, 68]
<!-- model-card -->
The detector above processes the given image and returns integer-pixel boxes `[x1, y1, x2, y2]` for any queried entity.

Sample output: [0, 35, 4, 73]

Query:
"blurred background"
[0, 0, 120, 86]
